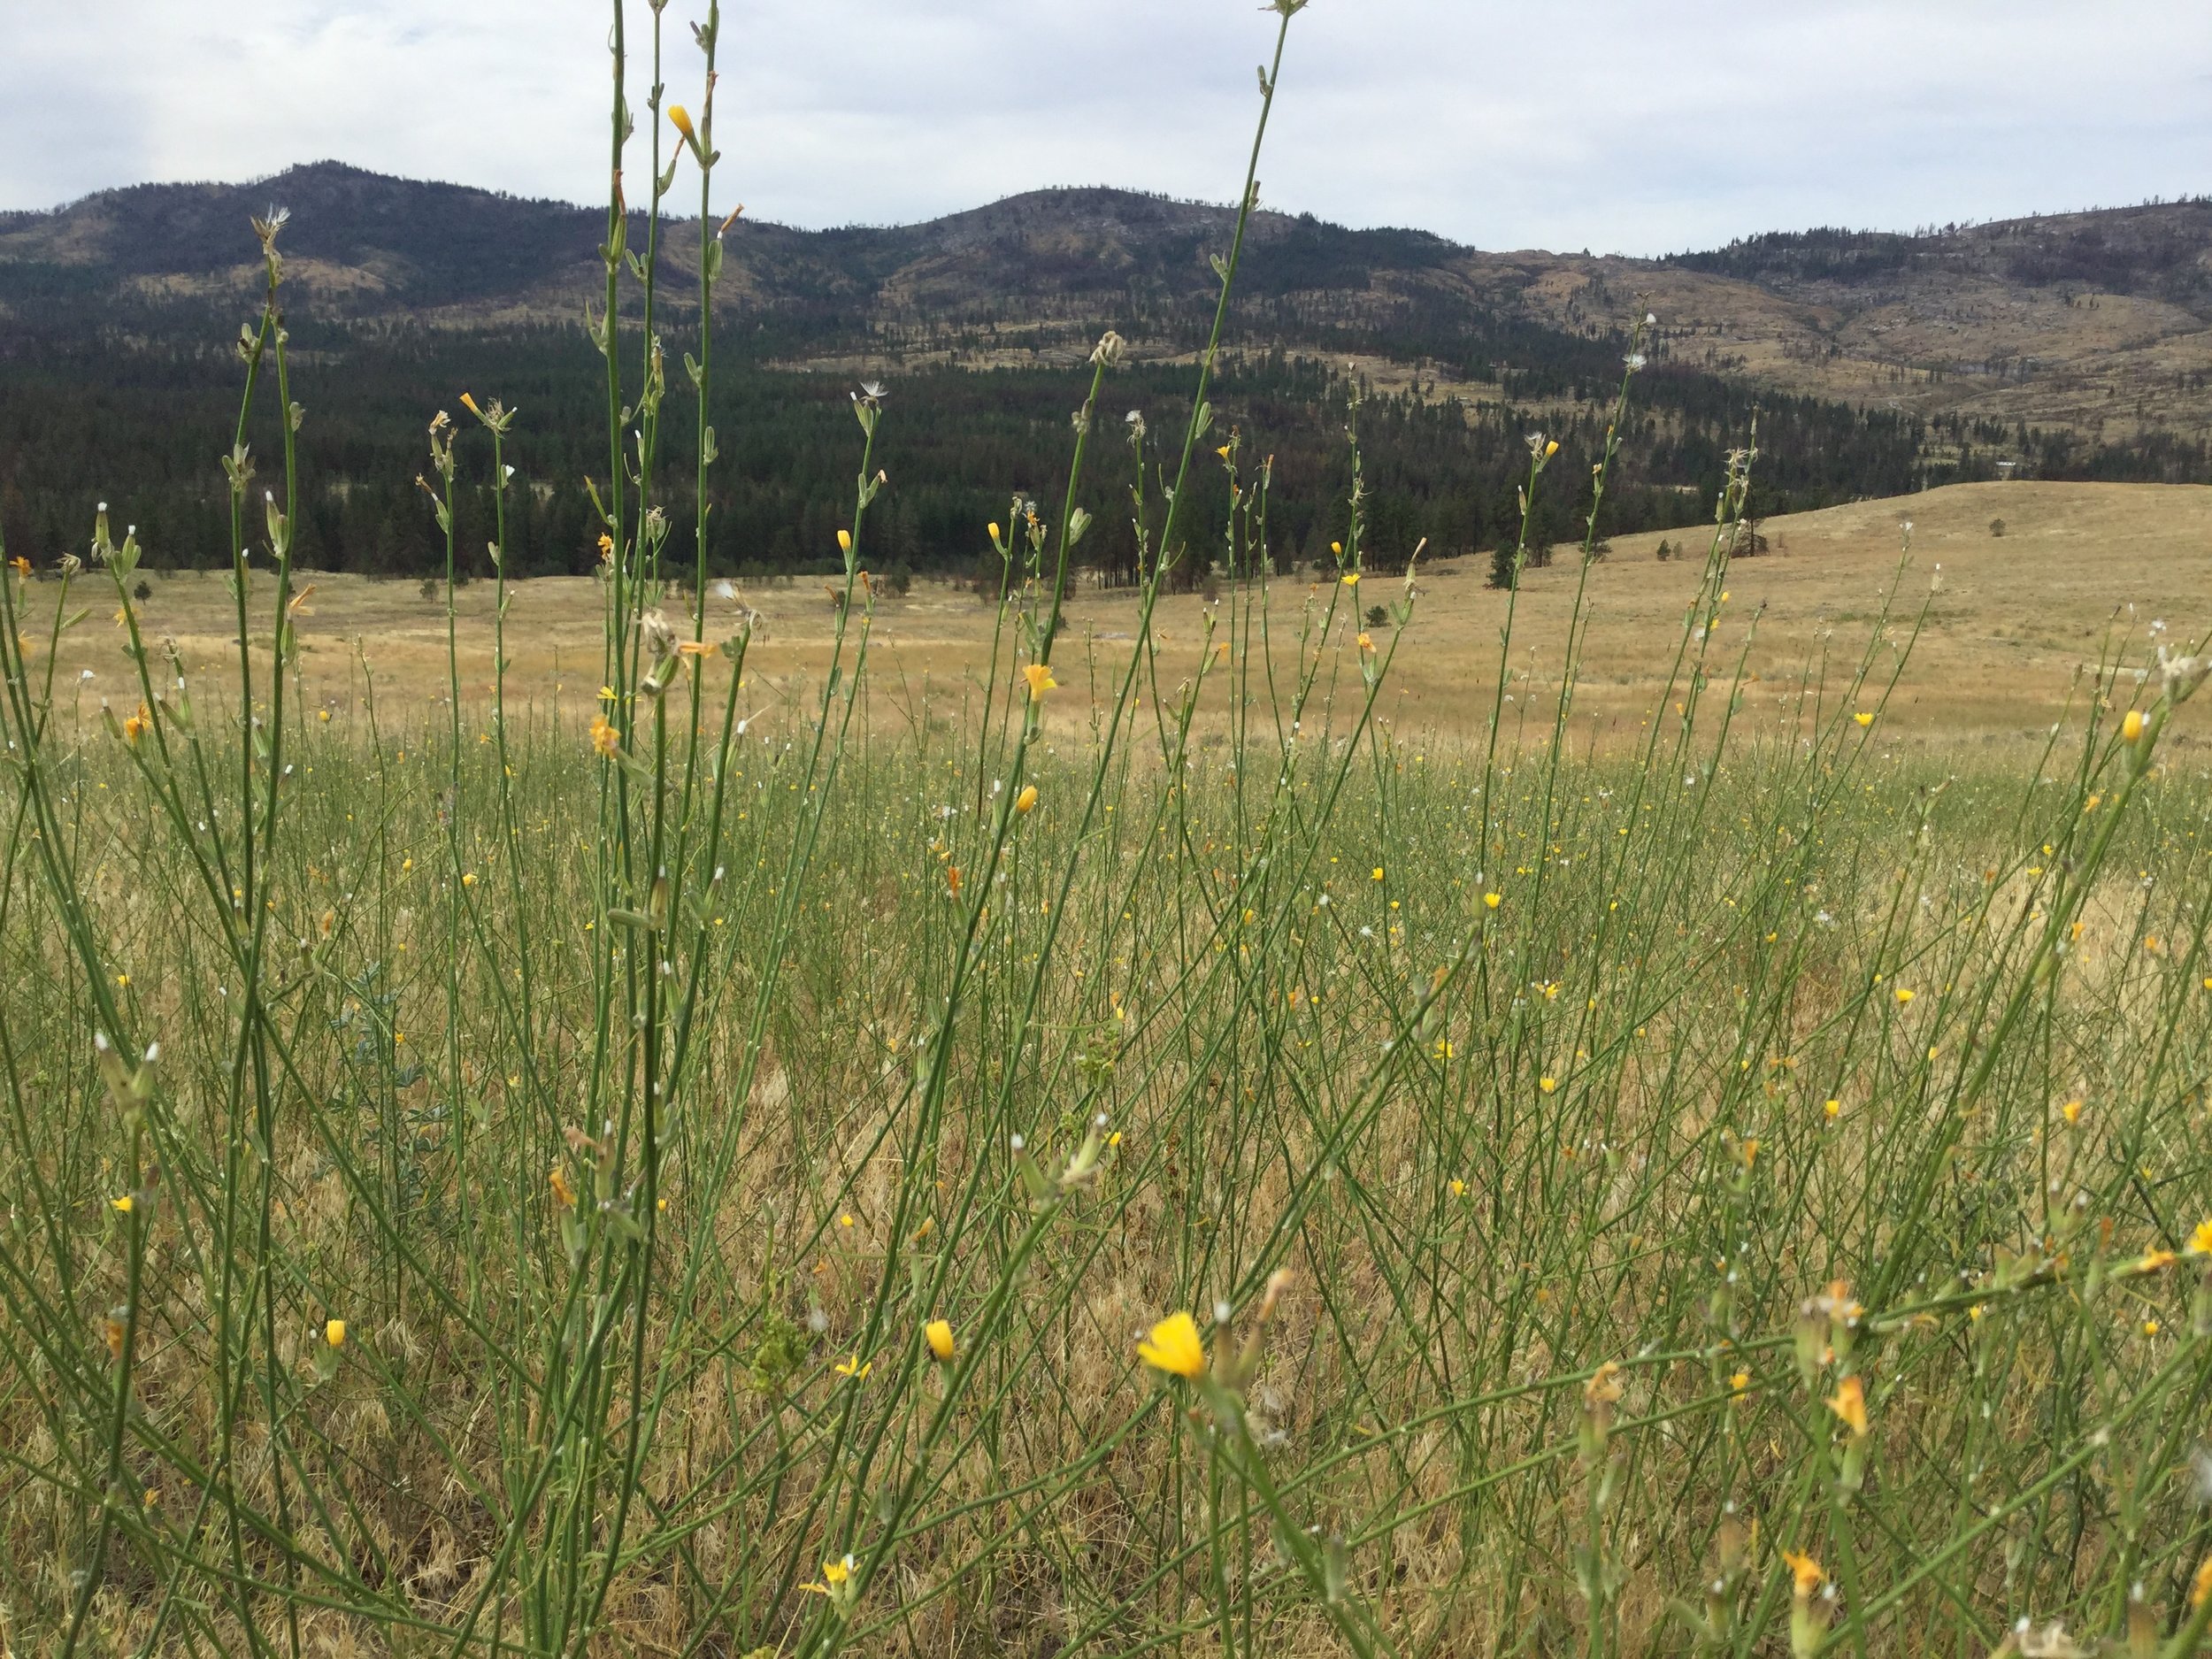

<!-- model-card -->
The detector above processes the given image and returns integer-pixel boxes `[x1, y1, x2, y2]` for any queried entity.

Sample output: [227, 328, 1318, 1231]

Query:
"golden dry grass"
[41, 479, 2211, 749]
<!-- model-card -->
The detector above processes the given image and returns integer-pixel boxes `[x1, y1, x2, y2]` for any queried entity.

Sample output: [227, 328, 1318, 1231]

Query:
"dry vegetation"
[43, 479, 2212, 753]
[6, 7, 2212, 1659]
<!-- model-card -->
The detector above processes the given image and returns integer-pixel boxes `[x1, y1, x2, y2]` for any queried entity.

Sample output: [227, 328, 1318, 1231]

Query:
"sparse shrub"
[132, 579, 150, 601]
[1990, 516, 2007, 537]
[1364, 603, 1387, 627]
[1655, 538, 1672, 561]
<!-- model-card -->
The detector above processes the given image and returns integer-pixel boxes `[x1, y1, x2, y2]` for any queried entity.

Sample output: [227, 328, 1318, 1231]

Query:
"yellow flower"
[7, 556, 28, 579]
[1826, 1374, 1868, 1437]
[1543, 438, 1559, 457]
[1371, 866, 1384, 881]
[925, 1318, 955, 1363]
[319, 708, 331, 723]
[834, 1354, 872, 1381]
[987, 521, 1002, 542]
[1540, 1076, 1557, 1094]
[2139, 1248, 2177, 1272]
[837, 528, 853, 554]
[590, 715, 620, 758]
[597, 532, 615, 562]
[2061, 1099, 2083, 1125]
[324, 1318, 347, 1349]
[1356, 631, 1374, 652]
[1016, 785, 1038, 815]
[1484, 892, 1502, 910]
[2192, 1551, 2212, 1609]
[123, 704, 150, 745]
[669, 103, 695, 143]
[1022, 663, 1056, 702]
[802, 1554, 859, 1599]
[1448, 1178, 1466, 1197]
[946, 864, 962, 896]
[1824, 1098, 1841, 1119]
[1854, 710, 1874, 727]
[1340, 571, 1360, 588]
[1136, 1310, 1207, 1379]
[460, 391, 481, 418]
[111, 1194, 134, 1214]
[1893, 987, 1915, 1006]
[2187, 1218, 2212, 1255]
[1730, 1368, 1750, 1394]
[2123, 708, 2147, 742]
[549, 1165, 577, 1208]
[1782, 1550, 1826, 1597]
[461, 872, 478, 888]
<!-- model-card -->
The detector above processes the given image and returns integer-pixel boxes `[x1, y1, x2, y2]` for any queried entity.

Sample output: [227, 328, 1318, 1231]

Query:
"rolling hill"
[0, 164, 2206, 578]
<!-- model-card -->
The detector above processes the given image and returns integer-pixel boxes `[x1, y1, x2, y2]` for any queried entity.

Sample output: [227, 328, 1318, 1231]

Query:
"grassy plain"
[7, 2, 2212, 1652]
[47, 479, 2212, 753]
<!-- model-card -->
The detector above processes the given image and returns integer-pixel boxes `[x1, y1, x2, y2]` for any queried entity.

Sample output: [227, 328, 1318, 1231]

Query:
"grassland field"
[35, 480, 2212, 756]
[8, 11, 2212, 1648]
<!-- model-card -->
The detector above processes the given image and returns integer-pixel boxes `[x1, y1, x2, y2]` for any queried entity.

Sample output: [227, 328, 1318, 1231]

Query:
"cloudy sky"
[8, 2, 2209, 256]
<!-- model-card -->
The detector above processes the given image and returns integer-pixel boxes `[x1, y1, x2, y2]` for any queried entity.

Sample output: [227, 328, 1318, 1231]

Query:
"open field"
[40, 480, 2211, 753]
[9, 458, 2212, 1654]
[8, 5, 2212, 1655]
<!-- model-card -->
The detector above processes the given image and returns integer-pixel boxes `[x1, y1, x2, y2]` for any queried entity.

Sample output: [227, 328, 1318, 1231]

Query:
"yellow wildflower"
[1826, 1374, 1868, 1437]
[1022, 662, 1056, 702]
[1015, 784, 1038, 815]
[1783, 1550, 1826, 1597]
[549, 1165, 577, 1207]
[925, 1318, 954, 1363]
[2187, 1218, 2212, 1255]
[669, 103, 695, 144]
[590, 715, 619, 758]
[1136, 1311, 1207, 1379]
[111, 1194, 134, 1214]
[2123, 709, 2146, 742]
[837, 528, 852, 554]
[324, 1318, 347, 1349]
[1855, 711, 1874, 727]
[834, 1354, 872, 1380]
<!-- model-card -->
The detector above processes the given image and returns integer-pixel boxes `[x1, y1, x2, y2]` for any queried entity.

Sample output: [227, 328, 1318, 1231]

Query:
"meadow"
[4, 4, 2212, 1656]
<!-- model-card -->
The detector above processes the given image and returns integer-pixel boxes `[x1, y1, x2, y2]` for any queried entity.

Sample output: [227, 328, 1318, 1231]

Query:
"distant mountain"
[0, 164, 2205, 580]
[7, 163, 2212, 442]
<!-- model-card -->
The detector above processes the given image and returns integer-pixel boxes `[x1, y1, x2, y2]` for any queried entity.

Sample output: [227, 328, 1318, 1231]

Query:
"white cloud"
[7, 1, 2208, 256]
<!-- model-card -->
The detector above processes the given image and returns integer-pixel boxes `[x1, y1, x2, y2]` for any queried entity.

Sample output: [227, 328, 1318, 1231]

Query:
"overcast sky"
[8, 2, 2209, 256]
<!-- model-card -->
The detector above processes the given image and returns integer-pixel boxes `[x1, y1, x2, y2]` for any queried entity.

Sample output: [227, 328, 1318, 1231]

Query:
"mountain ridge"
[7, 162, 2212, 442]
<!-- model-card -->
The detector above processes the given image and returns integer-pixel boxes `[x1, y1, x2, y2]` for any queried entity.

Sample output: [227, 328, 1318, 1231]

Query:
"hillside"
[0, 165, 2208, 579]
[7, 164, 2212, 434]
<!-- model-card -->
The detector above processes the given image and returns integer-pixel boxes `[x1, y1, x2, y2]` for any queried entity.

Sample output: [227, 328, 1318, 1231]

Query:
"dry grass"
[52, 480, 2209, 752]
